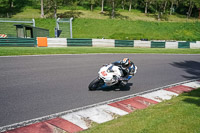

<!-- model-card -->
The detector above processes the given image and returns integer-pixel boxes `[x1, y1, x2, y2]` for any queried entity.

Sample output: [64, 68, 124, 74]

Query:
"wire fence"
[56, 18, 73, 38]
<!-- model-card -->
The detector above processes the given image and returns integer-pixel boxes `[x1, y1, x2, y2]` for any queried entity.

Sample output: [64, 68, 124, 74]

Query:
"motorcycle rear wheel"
[88, 77, 103, 91]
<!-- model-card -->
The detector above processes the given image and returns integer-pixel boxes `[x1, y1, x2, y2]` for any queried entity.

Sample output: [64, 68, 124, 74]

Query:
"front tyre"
[88, 78, 103, 91]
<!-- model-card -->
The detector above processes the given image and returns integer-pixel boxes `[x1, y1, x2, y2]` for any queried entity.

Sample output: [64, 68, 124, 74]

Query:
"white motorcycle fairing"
[98, 64, 123, 86]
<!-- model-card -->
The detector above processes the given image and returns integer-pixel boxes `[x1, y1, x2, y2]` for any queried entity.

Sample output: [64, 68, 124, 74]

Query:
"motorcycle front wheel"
[88, 77, 104, 91]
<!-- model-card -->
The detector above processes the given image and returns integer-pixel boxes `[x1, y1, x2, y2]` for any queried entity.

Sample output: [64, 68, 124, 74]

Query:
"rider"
[112, 58, 136, 86]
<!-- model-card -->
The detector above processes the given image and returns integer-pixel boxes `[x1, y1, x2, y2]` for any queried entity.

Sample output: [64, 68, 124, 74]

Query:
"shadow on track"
[170, 61, 200, 80]
[96, 83, 133, 91]
[171, 61, 200, 107]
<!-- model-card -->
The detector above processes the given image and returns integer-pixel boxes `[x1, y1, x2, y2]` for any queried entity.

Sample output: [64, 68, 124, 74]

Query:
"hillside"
[2, 7, 200, 41]
[12, 7, 200, 22]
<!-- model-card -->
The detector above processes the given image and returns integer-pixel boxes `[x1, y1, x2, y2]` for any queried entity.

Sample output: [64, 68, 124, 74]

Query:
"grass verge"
[0, 47, 200, 56]
[83, 88, 200, 133]
[72, 19, 200, 41]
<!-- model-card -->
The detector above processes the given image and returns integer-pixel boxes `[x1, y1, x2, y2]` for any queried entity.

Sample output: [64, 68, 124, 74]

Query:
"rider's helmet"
[121, 58, 130, 69]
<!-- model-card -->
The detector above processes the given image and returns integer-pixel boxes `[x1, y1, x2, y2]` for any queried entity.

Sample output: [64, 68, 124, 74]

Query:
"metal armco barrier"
[0, 38, 36, 47]
[151, 41, 165, 48]
[67, 38, 92, 46]
[115, 40, 134, 47]
[178, 42, 191, 48]
[0, 38, 200, 49]
[92, 39, 114, 47]
[47, 38, 67, 47]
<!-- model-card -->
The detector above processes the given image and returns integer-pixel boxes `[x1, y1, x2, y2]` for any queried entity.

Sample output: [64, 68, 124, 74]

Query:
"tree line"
[1, 0, 200, 20]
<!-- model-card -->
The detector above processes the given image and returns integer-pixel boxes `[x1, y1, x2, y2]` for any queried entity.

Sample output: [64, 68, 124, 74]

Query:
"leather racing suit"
[112, 60, 136, 86]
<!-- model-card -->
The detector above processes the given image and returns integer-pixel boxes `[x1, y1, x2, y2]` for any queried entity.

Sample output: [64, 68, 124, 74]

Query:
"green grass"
[83, 88, 200, 133]
[0, 47, 200, 56]
[12, 8, 41, 18]
[32, 18, 200, 41]
[72, 19, 200, 41]
[32, 18, 200, 40]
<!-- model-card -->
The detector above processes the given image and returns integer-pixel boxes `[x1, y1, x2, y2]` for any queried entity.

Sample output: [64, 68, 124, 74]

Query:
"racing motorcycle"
[88, 64, 137, 91]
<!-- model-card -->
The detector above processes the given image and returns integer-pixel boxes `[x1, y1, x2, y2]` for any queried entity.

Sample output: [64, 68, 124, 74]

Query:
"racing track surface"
[0, 54, 200, 127]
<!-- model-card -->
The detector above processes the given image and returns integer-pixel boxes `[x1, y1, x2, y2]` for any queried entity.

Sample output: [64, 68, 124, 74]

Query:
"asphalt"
[0, 54, 199, 127]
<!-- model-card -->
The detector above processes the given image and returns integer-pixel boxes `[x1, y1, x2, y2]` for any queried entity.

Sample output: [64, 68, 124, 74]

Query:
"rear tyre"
[88, 78, 103, 91]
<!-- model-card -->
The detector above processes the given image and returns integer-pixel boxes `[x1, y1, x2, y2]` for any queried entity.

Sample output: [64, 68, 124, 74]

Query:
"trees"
[129, 0, 132, 11]
[176, 0, 200, 19]
[121, 0, 126, 10]
[193, 0, 200, 18]
[1, 0, 200, 19]
[45, 0, 63, 19]
[90, 0, 96, 11]
[169, 0, 176, 15]
[144, 0, 153, 14]
[0, 0, 28, 17]
[40, 0, 44, 18]
[111, 0, 115, 19]
[101, 0, 104, 13]
[154, 0, 166, 20]
[185, 0, 195, 19]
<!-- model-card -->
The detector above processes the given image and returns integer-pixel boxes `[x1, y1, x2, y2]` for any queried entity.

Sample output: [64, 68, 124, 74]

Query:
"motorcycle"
[88, 64, 137, 91]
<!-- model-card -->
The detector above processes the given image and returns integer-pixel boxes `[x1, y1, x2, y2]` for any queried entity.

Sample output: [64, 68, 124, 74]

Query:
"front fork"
[98, 77, 106, 88]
